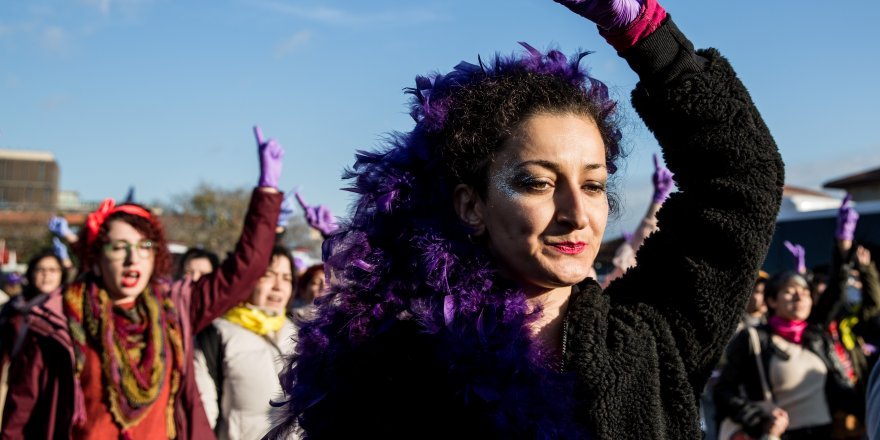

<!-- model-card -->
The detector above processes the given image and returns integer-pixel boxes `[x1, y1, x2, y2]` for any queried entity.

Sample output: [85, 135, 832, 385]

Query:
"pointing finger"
[253, 125, 264, 145]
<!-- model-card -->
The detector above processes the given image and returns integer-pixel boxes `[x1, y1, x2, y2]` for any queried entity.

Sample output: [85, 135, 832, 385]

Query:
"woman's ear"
[453, 184, 486, 236]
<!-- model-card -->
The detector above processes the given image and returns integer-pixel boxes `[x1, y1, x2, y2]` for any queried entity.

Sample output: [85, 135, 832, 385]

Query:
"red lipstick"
[550, 242, 586, 255]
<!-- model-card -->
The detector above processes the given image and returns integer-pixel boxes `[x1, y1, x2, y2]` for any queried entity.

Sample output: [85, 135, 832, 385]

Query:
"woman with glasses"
[1, 126, 284, 440]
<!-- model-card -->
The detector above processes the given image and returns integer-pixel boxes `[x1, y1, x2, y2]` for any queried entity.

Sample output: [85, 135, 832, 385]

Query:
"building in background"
[0, 148, 59, 211]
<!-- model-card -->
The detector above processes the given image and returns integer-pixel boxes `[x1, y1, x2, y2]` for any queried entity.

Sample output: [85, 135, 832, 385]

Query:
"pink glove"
[254, 125, 284, 188]
[835, 194, 859, 241]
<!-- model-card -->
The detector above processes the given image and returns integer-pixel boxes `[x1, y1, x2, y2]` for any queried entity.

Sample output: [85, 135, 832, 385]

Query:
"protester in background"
[194, 246, 296, 439]
[743, 271, 771, 330]
[1, 125, 283, 439]
[601, 153, 672, 287]
[288, 263, 325, 319]
[21, 248, 69, 300]
[178, 247, 221, 282]
[714, 270, 862, 439]
[267, 0, 784, 437]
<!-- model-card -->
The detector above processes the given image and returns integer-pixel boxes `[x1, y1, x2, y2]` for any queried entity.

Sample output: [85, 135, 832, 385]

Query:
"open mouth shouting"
[121, 270, 142, 288]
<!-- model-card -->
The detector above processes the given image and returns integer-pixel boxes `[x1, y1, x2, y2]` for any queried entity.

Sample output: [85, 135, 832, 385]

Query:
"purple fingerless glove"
[296, 192, 340, 236]
[651, 153, 674, 203]
[552, 0, 645, 31]
[254, 125, 284, 188]
[835, 194, 859, 241]
[784, 240, 807, 274]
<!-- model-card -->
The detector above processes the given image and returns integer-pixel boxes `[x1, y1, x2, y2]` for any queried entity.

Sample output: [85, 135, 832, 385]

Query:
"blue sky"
[2, 0, 879, 239]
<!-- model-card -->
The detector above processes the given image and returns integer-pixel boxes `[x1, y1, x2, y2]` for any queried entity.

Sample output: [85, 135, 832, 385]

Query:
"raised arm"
[590, 2, 784, 385]
[185, 125, 283, 332]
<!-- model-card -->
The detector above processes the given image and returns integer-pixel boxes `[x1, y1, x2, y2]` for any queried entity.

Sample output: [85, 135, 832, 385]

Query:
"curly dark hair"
[269, 44, 623, 439]
[76, 206, 172, 284]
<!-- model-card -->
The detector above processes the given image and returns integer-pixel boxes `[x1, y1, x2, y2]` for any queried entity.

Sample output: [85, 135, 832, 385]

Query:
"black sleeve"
[604, 16, 785, 393]
[712, 329, 770, 437]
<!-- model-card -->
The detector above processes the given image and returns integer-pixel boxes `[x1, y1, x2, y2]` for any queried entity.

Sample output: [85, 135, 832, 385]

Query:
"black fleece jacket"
[564, 17, 784, 440]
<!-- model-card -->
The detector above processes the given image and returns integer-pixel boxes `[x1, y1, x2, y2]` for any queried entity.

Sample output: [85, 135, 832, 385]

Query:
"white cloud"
[275, 29, 313, 58]
[257, 1, 444, 27]
[39, 26, 70, 53]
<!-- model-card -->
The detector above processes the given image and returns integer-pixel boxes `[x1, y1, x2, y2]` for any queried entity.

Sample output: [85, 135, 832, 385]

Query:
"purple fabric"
[52, 237, 69, 261]
[552, 0, 645, 31]
[783, 240, 806, 274]
[48, 216, 73, 238]
[254, 125, 284, 188]
[277, 190, 297, 228]
[295, 192, 339, 236]
[651, 152, 674, 203]
[836, 194, 859, 241]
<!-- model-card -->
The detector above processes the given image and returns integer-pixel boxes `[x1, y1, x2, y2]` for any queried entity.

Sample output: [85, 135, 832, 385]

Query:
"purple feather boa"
[271, 44, 614, 439]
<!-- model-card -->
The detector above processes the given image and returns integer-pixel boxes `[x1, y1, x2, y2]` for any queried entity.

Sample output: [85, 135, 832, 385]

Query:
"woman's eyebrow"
[515, 160, 606, 172]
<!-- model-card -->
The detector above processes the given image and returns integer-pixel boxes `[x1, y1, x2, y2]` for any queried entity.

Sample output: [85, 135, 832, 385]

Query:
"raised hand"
[784, 240, 807, 274]
[835, 193, 859, 242]
[277, 190, 298, 228]
[254, 125, 284, 189]
[52, 237, 70, 262]
[652, 153, 674, 204]
[295, 192, 339, 237]
[551, 0, 645, 31]
[48, 216, 72, 238]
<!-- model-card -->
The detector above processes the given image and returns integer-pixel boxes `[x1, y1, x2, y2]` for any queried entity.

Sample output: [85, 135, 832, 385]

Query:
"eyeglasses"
[102, 240, 155, 261]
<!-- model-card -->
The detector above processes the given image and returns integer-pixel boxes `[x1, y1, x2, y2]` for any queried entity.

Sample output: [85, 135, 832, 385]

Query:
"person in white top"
[194, 246, 297, 440]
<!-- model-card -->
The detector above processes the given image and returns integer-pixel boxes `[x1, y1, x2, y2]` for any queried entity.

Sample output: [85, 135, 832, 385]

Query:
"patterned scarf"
[64, 281, 184, 438]
[224, 304, 286, 336]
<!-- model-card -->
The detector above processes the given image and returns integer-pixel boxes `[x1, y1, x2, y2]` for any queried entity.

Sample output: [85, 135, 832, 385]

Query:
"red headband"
[86, 198, 153, 244]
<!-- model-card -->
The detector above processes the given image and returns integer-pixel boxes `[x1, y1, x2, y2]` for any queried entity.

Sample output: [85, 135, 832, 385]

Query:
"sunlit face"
[463, 113, 609, 294]
[249, 255, 294, 313]
[767, 278, 812, 321]
[183, 257, 213, 282]
[746, 282, 767, 316]
[305, 270, 326, 300]
[98, 220, 156, 304]
[33, 256, 63, 294]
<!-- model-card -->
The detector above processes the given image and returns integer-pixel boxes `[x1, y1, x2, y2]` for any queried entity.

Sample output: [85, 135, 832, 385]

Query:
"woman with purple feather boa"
[267, 0, 783, 438]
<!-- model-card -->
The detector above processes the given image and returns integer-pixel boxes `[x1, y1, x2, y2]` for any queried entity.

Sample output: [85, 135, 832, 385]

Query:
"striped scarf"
[64, 281, 184, 438]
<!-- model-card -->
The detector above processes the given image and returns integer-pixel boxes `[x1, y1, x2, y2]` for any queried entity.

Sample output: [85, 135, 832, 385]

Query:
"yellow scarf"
[223, 305, 286, 336]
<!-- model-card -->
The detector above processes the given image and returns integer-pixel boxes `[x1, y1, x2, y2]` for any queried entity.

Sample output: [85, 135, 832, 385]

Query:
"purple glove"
[48, 216, 73, 238]
[784, 240, 806, 274]
[835, 194, 859, 241]
[277, 190, 298, 228]
[552, 0, 645, 31]
[651, 153, 674, 203]
[254, 125, 284, 188]
[52, 237, 69, 261]
[295, 192, 339, 236]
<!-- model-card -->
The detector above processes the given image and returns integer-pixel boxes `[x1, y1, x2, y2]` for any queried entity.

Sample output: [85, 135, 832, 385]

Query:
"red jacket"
[1, 188, 281, 440]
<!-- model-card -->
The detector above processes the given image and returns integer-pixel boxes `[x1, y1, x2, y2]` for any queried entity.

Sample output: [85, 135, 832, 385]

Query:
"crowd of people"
[0, 0, 877, 438]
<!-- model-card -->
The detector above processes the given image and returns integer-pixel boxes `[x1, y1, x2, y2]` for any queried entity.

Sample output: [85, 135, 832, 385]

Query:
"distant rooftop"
[0, 148, 55, 162]
[824, 165, 880, 189]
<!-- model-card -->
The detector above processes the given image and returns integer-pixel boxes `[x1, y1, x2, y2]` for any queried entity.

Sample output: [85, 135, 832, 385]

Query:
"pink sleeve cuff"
[600, 0, 667, 52]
